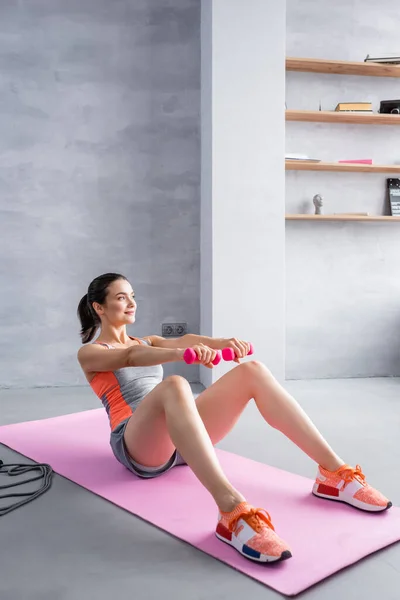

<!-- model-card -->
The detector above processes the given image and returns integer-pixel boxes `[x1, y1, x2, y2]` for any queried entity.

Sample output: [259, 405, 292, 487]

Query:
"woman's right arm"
[77, 344, 184, 374]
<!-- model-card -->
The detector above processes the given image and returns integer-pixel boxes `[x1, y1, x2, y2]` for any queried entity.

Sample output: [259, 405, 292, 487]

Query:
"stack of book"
[364, 53, 400, 65]
[335, 102, 373, 113]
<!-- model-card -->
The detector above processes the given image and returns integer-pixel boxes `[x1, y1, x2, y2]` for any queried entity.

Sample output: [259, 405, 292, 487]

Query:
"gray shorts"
[110, 417, 186, 479]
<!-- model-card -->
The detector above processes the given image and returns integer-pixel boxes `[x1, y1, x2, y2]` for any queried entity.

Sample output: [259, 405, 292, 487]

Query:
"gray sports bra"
[89, 337, 163, 430]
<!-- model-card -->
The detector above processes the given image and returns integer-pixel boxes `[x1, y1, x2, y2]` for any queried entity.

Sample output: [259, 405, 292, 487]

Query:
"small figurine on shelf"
[313, 194, 323, 215]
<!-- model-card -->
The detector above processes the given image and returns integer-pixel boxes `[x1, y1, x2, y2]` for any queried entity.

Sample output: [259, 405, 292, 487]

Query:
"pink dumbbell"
[183, 348, 222, 366]
[222, 343, 254, 362]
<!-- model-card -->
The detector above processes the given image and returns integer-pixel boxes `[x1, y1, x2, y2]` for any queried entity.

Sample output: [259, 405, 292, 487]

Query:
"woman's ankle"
[216, 491, 246, 514]
[320, 456, 345, 472]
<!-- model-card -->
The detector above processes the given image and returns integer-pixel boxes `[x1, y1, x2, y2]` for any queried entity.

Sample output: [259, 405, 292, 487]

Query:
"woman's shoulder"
[77, 337, 150, 379]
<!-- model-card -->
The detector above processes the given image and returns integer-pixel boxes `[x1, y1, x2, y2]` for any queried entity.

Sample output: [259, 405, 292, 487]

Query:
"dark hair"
[77, 273, 128, 344]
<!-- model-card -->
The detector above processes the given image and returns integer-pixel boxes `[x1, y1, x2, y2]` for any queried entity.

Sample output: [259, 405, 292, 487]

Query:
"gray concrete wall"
[286, 0, 400, 379]
[0, 0, 200, 388]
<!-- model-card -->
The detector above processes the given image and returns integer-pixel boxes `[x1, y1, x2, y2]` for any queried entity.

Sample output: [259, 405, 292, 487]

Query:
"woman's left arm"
[145, 334, 225, 349]
[145, 335, 250, 360]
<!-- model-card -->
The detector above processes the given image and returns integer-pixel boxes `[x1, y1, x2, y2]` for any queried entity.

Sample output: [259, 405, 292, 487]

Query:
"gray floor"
[1, 378, 399, 600]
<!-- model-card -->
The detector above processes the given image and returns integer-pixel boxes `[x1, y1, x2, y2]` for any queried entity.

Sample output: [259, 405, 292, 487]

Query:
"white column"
[201, 0, 286, 386]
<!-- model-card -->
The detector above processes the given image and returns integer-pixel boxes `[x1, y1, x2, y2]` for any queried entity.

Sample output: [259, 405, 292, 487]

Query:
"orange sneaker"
[215, 501, 292, 563]
[313, 464, 392, 512]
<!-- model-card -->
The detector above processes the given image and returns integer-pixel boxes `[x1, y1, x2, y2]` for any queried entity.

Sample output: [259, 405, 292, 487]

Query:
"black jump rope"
[0, 458, 53, 516]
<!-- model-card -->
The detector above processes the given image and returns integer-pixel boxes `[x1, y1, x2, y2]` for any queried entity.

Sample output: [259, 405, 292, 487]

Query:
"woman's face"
[97, 279, 137, 325]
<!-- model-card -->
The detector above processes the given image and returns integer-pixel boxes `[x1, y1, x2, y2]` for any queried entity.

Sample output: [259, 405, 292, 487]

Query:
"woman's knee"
[162, 375, 193, 404]
[237, 361, 273, 396]
[163, 374, 191, 390]
[239, 360, 272, 377]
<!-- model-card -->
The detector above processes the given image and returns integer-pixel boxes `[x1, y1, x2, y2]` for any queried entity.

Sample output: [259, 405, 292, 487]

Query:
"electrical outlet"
[162, 322, 188, 337]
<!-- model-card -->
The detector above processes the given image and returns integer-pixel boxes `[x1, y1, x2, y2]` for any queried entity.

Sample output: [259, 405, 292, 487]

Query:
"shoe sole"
[215, 531, 292, 563]
[312, 483, 392, 512]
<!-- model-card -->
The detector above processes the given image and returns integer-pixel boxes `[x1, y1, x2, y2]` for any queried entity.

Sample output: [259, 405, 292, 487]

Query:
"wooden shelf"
[286, 110, 400, 125]
[285, 57, 400, 221]
[285, 160, 400, 173]
[286, 57, 400, 78]
[286, 214, 400, 222]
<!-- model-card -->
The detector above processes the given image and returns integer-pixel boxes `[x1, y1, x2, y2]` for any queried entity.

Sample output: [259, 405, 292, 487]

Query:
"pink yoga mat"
[1, 409, 399, 596]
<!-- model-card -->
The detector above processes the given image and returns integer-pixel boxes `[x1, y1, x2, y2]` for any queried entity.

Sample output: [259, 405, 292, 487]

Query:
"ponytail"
[77, 294, 100, 344]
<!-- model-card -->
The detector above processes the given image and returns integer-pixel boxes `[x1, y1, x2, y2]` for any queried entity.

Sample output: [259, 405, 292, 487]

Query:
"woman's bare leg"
[195, 361, 344, 472]
[123, 375, 245, 512]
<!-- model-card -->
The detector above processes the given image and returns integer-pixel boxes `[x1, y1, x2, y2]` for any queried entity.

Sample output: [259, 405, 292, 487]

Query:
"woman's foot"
[313, 464, 392, 512]
[216, 501, 292, 563]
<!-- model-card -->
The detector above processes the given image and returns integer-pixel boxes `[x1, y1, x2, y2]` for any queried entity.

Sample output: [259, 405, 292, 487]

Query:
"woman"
[77, 273, 391, 564]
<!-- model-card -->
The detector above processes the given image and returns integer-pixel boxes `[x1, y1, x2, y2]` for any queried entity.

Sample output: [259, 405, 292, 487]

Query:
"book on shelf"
[285, 153, 321, 162]
[335, 102, 372, 112]
[338, 159, 373, 164]
[365, 54, 400, 64]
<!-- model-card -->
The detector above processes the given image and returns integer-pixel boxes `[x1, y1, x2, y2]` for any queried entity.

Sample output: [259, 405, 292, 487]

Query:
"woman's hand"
[191, 344, 218, 368]
[222, 338, 250, 363]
